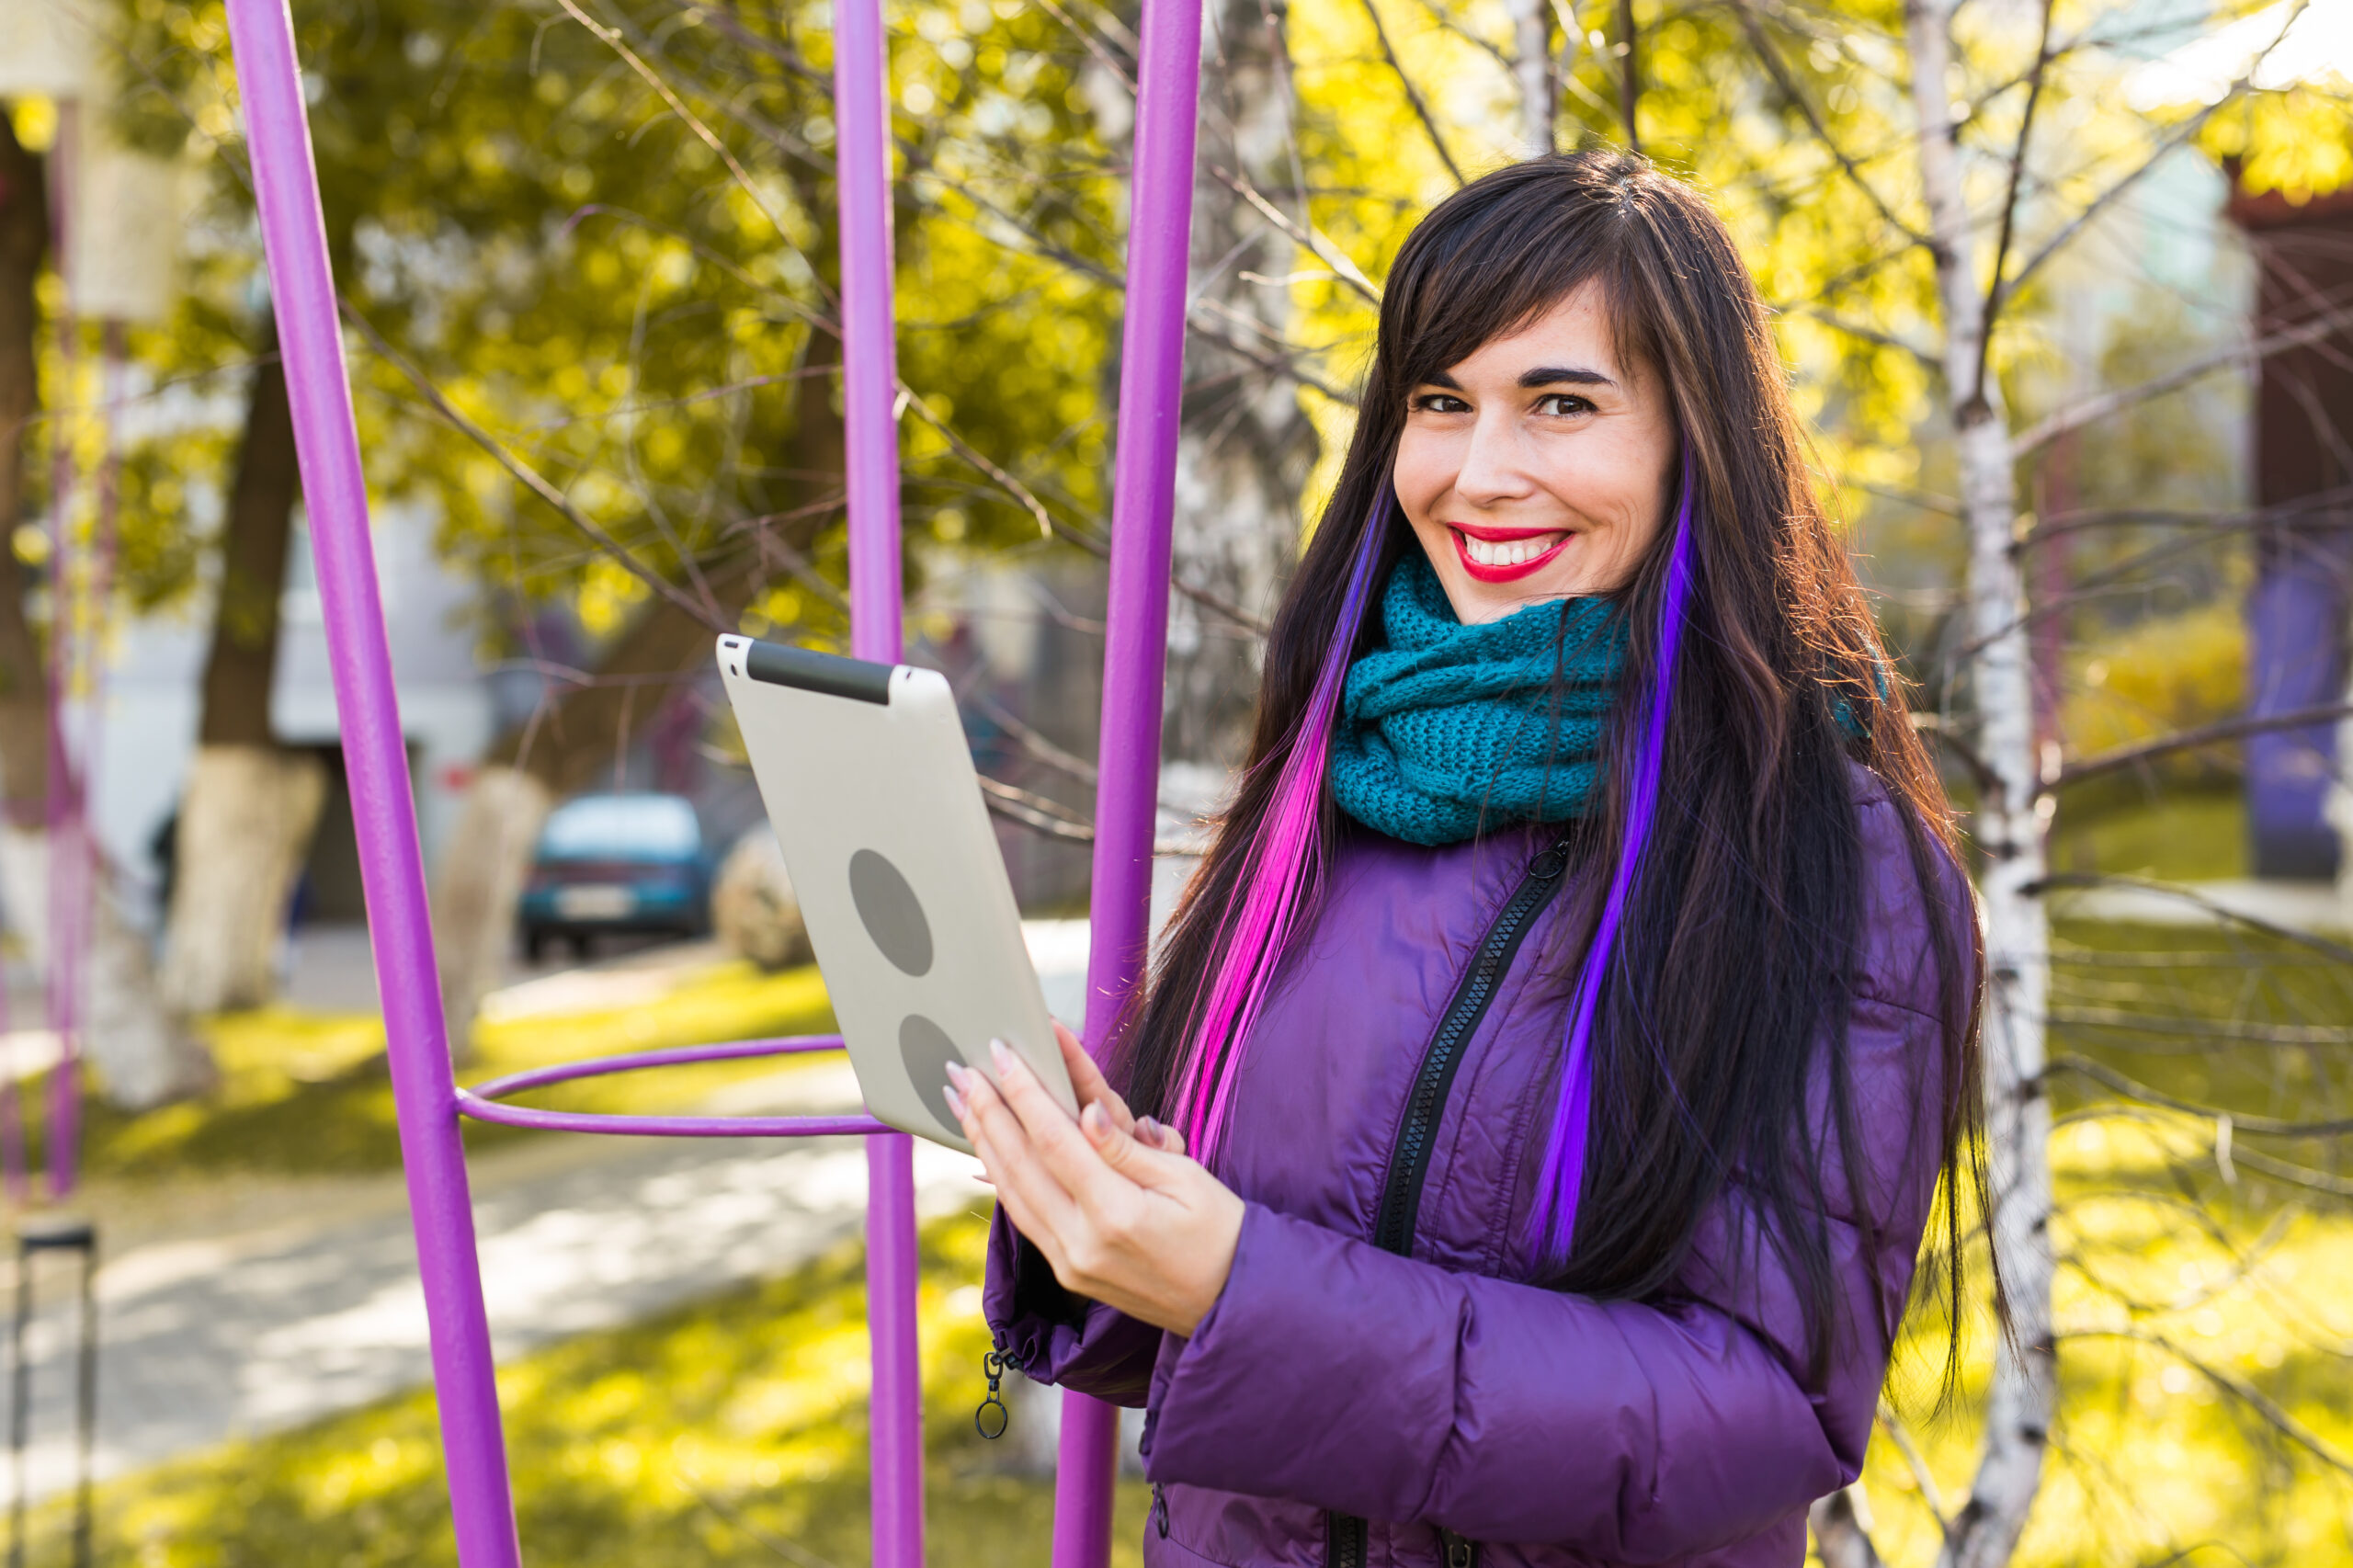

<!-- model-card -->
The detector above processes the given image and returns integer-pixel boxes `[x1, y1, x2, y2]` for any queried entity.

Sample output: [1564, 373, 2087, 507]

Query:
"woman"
[948, 152, 1984, 1568]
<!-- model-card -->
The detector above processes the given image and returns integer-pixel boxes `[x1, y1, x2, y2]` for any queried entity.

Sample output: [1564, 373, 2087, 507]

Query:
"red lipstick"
[1448, 524, 1574, 585]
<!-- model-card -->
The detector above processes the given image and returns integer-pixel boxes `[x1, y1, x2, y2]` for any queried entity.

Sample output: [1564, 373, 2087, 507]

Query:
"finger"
[960, 1068, 1086, 1224]
[967, 1092, 1078, 1247]
[991, 1043, 1163, 1221]
[1136, 1115, 1187, 1156]
[1055, 1021, 1135, 1132]
[1080, 1101, 1199, 1192]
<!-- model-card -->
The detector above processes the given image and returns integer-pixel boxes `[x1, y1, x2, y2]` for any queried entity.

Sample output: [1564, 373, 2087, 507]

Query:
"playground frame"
[217, 0, 1205, 1562]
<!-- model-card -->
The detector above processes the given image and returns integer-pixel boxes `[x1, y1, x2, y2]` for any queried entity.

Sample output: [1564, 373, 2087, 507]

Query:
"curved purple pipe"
[454, 1035, 887, 1137]
[1529, 452, 1699, 1265]
[454, 1030, 884, 1130]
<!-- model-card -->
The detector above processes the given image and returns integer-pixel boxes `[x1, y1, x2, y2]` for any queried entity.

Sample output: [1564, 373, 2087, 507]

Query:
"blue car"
[518, 792, 712, 961]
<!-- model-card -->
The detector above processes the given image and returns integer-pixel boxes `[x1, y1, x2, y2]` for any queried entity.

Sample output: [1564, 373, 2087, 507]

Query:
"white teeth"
[1461, 533, 1563, 567]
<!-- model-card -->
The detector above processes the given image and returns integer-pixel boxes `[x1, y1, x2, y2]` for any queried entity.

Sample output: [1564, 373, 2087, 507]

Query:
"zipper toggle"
[975, 1345, 1021, 1439]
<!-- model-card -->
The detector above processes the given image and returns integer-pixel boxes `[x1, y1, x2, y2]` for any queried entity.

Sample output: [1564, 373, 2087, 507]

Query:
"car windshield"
[538, 795, 701, 861]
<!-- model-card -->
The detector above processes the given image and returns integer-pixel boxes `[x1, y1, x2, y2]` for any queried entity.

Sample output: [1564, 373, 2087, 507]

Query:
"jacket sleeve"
[1143, 984, 1950, 1562]
[983, 1203, 1164, 1406]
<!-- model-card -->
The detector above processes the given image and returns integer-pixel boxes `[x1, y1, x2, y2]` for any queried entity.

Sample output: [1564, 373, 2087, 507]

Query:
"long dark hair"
[1116, 152, 1987, 1377]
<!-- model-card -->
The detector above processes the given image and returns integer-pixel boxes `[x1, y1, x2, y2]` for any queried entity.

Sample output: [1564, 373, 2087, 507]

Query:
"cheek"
[1391, 428, 1453, 517]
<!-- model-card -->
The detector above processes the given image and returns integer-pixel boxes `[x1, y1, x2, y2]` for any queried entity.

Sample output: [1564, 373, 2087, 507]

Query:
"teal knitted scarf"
[1328, 553, 1626, 846]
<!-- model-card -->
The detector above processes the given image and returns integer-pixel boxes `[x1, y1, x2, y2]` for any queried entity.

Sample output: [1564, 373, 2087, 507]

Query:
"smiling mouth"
[1449, 526, 1574, 583]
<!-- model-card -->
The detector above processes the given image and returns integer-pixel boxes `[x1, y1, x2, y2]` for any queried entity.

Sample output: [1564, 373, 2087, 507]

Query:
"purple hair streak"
[1529, 453, 1699, 1265]
[1171, 500, 1391, 1160]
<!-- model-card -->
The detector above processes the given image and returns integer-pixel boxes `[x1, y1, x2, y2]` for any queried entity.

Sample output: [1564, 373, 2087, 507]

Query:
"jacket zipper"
[1328, 841, 1569, 1568]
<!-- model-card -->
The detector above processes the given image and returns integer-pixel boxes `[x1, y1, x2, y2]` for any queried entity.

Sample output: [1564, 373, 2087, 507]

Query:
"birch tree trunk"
[1165, 0, 1315, 771]
[1506, 0, 1557, 157]
[1906, 2, 2058, 1562]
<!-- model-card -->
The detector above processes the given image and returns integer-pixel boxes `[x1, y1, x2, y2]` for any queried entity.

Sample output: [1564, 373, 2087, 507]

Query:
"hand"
[949, 1036, 1244, 1337]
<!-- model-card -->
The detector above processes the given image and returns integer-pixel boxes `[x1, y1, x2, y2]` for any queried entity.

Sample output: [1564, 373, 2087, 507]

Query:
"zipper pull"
[1440, 1528, 1478, 1567]
[1527, 839, 1569, 880]
[1152, 1483, 1170, 1539]
[975, 1346, 1014, 1439]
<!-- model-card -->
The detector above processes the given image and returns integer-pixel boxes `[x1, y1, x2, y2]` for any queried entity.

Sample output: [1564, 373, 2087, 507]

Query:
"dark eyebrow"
[1518, 365, 1616, 390]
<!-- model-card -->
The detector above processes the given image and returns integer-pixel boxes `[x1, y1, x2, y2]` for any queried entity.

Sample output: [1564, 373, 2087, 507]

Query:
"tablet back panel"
[717, 635, 1074, 1148]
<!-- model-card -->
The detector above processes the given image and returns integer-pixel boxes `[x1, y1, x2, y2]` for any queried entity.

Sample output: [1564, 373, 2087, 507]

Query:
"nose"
[1451, 404, 1538, 510]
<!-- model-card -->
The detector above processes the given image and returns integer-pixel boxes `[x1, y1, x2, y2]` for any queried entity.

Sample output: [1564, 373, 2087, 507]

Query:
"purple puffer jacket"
[986, 763, 1972, 1567]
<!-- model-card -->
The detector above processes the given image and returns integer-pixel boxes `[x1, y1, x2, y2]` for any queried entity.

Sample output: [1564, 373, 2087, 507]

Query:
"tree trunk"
[161, 332, 321, 1014]
[429, 331, 846, 1052]
[0, 115, 51, 826]
[1166, 0, 1314, 772]
[158, 745, 327, 1013]
[1506, 0, 1557, 157]
[428, 764, 553, 1037]
[1907, 3, 2057, 1563]
[0, 114, 208, 1108]
[0, 822, 214, 1108]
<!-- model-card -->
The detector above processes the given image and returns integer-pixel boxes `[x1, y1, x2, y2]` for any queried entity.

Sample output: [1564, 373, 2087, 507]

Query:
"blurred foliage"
[39, 956, 837, 1179]
[2063, 601, 2247, 781]
[66, 1213, 1154, 1567]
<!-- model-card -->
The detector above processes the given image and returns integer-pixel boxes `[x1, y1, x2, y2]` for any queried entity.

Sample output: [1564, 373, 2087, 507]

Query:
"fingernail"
[1137, 1115, 1161, 1141]
[990, 1039, 1016, 1073]
[1081, 1102, 1108, 1135]
[944, 1084, 969, 1120]
[945, 1060, 971, 1090]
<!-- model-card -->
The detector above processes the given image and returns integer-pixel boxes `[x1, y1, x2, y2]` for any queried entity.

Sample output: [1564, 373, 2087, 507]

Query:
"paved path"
[22, 1062, 988, 1501]
[15, 920, 1101, 1502]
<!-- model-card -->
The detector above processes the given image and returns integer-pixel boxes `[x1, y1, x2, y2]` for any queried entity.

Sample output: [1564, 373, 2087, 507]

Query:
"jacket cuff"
[983, 1201, 1163, 1405]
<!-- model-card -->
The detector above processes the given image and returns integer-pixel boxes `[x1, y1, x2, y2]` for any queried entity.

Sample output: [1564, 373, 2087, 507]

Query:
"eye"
[1412, 392, 1472, 415]
[1535, 393, 1595, 417]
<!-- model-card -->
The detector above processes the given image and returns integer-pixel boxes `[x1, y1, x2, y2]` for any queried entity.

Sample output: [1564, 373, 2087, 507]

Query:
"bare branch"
[1877, 1400, 1952, 1530]
[2060, 1327, 2353, 1480]
[1353, 0, 1467, 184]
[2032, 872, 2353, 967]
[978, 775, 1096, 840]
[1969, 0, 2057, 408]
[2002, 2, 2312, 301]
[897, 381, 1273, 636]
[2011, 297, 2353, 457]
[2057, 701, 2353, 787]
[1729, 1, 1929, 250]
[1807, 1487, 1884, 1568]
[1789, 304, 1942, 371]
[342, 302, 730, 633]
[2052, 1054, 2353, 1138]
[1912, 710, 2003, 796]
[1209, 163, 1382, 304]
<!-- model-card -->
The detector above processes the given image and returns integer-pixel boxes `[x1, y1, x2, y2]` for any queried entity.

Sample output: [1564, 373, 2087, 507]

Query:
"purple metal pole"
[222, 6, 521, 1565]
[832, 0, 924, 1561]
[1054, 0, 1204, 1562]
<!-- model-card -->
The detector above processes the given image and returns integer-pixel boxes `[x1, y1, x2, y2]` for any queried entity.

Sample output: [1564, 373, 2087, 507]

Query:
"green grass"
[2047, 787, 2249, 883]
[63, 959, 841, 1181]
[74, 1213, 1152, 1568]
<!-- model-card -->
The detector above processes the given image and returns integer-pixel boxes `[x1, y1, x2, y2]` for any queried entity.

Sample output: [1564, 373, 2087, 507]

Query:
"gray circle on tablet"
[850, 848, 933, 976]
[900, 1014, 961, 1131]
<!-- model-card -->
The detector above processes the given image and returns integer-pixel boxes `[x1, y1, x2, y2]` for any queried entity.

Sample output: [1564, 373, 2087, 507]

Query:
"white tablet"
[716, 634, 1078, 1150]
